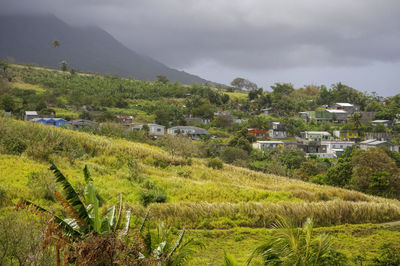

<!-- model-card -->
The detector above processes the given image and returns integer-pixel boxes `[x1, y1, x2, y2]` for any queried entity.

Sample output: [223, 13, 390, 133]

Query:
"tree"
[294, 160, 326, 181]
[163, 134, 198, 160]
[278, 149, 306, 171]
[220, 146, 249, 164]
[281, 117, 306, 136]
[271, 83, 295, 95]
[0, 61, 8, 74]
[351, 148, 400, 198]
[325, 161, 352, 187]
[230, 77, 258, 91]
[349, 112, 362, 135]
[316, 85, 332, 105]
[156, 75, 169, 84]
[60, 61, 68, 72]
[248, 216, 347, 265]
[52, 40, 60, 48]
[0, 95, 15, 112]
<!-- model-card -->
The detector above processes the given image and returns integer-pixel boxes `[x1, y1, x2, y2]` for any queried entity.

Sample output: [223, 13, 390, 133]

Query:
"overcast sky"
[1, 0, 400, 96]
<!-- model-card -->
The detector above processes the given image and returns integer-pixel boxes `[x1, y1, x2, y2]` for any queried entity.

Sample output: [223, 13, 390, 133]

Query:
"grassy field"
[1, 117, 400, 264]
[9, 81, 46, 93]
[225, 91, 248, 100]
[187, 223, 400, 265]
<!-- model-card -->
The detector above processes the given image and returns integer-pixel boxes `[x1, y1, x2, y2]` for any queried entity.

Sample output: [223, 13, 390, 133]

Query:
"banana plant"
[18, 163, 130, 241]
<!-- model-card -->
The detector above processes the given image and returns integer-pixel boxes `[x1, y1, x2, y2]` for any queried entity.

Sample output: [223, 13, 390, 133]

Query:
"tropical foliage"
[248, 216, 348, 265]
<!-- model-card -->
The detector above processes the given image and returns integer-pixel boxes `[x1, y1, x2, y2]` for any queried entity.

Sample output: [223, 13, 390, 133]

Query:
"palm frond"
[50, 163, 90, 226]
[138, 210, 150, 233]
[223, 250, 238, 266]
[165, 237, 204, 266]
[119, 209, 131, 237]
[165, 229, 185, 263]
[54, 191, 86, 227]
[17, 199, 82, 239]
[113, 193, 123, 232]
[83, 164, 92, 183]
[106, 205, 116, 229]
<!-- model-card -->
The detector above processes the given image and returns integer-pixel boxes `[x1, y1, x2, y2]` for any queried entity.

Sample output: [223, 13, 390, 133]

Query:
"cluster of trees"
[308, 147, 400, 198]
[7, 66, 230, 109]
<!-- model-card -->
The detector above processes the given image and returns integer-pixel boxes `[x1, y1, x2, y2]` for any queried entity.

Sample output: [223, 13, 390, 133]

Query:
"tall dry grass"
[128, 200, 400, 229]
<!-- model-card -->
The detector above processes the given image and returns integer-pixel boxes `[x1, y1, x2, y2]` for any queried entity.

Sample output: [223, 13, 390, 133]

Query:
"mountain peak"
[0, 14, 209, 84]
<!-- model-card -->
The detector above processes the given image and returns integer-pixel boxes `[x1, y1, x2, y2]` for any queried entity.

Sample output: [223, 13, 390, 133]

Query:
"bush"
[0, 210, 55, 265]
[220, 147, 248, 164]
[0, 135, 27, 155]
[139, 189, 167, 206]
[207, 158, 223, 169]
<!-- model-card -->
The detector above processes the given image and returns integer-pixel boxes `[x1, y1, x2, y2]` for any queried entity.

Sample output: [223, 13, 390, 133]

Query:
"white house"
[24, 111, 39, 121]
[253, 141, 284, 152]
[360, 139, 399, 152]
[371, 120, 391, 127]
[300, 131, 332, 141]
[132, 124, 165, 136]
[321, 140, 355, 156]
[167, 126, 209, 139]
[326, 109, 348, 123]
[333, 103, 359, 113]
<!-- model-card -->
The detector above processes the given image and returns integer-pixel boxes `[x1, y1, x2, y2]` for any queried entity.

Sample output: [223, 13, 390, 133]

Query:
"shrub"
[177, 169, 192, 178]
[0, 135, 27, 155]
[139, 189, 167, 206]
[208, 158, 223, 169]
[220, 147, 248, 164]
[0, 210, 55, 265]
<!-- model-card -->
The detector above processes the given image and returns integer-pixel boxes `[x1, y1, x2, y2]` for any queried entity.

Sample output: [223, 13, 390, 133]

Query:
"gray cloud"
[1, 0, 400, 95]
[2, 0, 400, 69]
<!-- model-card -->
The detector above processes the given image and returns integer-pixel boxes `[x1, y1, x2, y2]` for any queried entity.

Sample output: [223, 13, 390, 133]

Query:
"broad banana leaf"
[85, 182, 101, 233]
[20, 199, 82, 239]
[50, 163, 91, 226]
[120, 209, 131, 237]
[114, 194, 123, 232]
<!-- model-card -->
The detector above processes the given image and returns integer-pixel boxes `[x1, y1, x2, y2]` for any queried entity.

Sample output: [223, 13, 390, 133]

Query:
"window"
[157, 128, 161, 132]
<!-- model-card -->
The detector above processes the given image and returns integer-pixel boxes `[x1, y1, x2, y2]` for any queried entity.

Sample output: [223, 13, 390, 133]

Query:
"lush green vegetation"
[1, 63, 400, 264]
[1, 117, 400, 264]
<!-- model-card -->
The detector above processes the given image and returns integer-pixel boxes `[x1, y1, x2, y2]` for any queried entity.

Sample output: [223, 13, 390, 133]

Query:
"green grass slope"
[1, 117, 400, 264]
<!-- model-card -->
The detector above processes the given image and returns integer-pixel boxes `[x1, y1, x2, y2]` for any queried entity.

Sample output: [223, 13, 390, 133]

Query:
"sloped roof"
[360, 139, 377, 144]
[372, 120, 390, 123]
[25, 111, 38, 115]
[256, 141, 284, 144]
[168, 126, 209, 134]
[32, 118, 65, 122]
[335, 103, 354, 107]
[305, 131, 331, 136]
[326, 109, 347, 114]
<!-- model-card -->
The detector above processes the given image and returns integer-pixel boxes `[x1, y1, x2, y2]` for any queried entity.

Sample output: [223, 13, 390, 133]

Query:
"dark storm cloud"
[1, 0, 400, 71]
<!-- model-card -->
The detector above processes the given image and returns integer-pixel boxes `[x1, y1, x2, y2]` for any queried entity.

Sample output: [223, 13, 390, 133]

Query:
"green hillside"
[1, 63, 400, 264]
[1, 118, 400, 264]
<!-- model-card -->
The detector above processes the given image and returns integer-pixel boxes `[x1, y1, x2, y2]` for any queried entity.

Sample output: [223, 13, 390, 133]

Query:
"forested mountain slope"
[0, 14, 208, 84]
